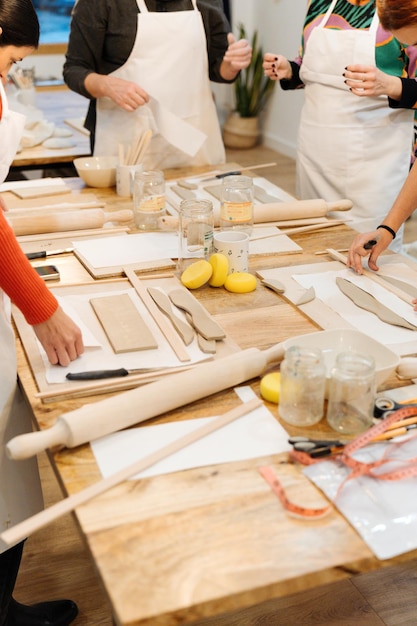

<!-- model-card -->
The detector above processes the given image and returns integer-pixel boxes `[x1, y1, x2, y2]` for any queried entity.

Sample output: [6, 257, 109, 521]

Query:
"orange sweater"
[0, 209, 58, 324]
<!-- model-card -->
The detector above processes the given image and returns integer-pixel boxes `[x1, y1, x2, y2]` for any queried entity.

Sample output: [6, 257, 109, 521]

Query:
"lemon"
[224, 272, 257, 293]
[260, 372, 281, 404]
[180, 260, 213, 289]
[208, 253, 229, 287]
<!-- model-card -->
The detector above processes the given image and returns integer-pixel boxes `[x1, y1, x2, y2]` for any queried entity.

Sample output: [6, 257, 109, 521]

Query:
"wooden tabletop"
[11, 87, 91, 170]
[14, 171, 417, 626]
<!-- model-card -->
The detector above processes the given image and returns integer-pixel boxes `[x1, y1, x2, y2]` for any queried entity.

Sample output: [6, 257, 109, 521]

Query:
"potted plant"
[222, 24, 276, 149]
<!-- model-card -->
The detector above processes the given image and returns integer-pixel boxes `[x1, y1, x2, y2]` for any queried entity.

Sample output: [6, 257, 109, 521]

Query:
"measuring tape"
[260, 406, 417, 519]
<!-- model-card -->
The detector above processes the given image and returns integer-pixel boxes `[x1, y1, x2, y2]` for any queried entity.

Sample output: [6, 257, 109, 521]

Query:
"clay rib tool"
[168, 288, 226, 340]
[147, 287, 195, 345]
[184, 311, 216, 354]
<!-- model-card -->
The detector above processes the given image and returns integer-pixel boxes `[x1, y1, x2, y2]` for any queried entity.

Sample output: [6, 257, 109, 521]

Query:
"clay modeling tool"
[168, 288, 226, 340]
[336, 277, 417, 330]
[147, 287, 195, 346]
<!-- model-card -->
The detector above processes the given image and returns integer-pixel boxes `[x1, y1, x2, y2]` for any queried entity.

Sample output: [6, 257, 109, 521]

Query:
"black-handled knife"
[66, 367, 158, 380]
[26, 247, 74, 260]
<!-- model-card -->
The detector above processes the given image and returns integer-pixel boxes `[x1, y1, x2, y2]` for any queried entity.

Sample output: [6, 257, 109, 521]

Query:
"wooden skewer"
[172, 162, 278, 184]
[124, 267, 191, 362]
[326, 248, 414, 306]
[132, 129, 152, 164]
[0, 398, 262, 546]
[249, 220, 347, 242]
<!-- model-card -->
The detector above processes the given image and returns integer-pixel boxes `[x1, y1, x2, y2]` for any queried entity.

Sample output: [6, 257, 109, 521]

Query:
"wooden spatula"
[147, 287, 195, 345]
[168, 288, 226, 340]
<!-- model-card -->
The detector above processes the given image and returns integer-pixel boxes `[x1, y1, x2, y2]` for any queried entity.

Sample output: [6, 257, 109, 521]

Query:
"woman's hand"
[263, 52, 292, 81]
[344, 64, 402, 99]
[84, 73, 149, 111]
[33, 306, 84, 367]
[346, 229, 392, 274]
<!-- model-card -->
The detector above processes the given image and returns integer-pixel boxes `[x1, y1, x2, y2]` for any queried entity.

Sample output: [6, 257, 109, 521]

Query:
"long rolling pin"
[160, 198, 353, 229]
[6, 343, 286, 461]
[8, 208, 133, 236]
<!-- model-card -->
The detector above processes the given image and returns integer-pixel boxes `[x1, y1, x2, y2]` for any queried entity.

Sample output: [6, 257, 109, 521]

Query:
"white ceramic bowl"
[283, 328, 399, 395]
[73, 156, 117, 188]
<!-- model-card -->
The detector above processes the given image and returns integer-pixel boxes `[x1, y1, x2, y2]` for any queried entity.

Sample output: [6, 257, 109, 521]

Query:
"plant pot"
[222, 112, 260, 149]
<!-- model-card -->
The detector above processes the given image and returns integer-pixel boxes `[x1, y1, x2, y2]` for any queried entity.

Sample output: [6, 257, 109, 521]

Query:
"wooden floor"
[14, 145, 417, 625]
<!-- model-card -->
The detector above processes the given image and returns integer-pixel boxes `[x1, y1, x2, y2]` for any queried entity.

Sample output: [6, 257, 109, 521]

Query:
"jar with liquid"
[219, 175, 254, 234]
[279, 345, 326, 426]
[326, 351, 376, 435]
[178, 199, 214, 272]
[133, 169, 165, 230]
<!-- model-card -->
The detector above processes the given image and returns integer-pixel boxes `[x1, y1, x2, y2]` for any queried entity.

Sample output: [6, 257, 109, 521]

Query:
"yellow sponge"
[260, 372, 281, 403]
[181, 260, 213, 289]
[224, 272, 257, 293]
[208, 253, 229, 287]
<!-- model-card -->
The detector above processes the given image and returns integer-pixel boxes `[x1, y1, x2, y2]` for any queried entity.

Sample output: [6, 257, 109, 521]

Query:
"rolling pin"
[6, 342, 286, 461]
[159, 198, 353, 229]
[8, 208, 133, 236]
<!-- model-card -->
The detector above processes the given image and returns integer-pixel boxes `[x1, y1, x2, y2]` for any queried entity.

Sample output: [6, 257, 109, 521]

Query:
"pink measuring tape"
[260, 406, 417, 519]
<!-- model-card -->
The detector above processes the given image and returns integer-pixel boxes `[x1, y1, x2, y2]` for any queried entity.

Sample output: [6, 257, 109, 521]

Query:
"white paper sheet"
[73, 232, 179, 268]
[294, 267, 417, 342]
[42, 288, 209, 383]
[91, 386, 291, 480]
[0, 177, 67, 192]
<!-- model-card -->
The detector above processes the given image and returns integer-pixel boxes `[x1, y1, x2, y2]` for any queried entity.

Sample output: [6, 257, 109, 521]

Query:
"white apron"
[0, 81, 43, 553]
[298, 0, 413, 249]
[94, 0, 225, 169]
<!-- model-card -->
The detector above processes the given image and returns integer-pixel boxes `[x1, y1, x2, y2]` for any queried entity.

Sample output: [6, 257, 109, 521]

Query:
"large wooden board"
[13, 276, 239, 402]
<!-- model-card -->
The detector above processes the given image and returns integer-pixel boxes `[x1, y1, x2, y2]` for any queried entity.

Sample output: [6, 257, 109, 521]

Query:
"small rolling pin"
[8, 208, 133, 236]
[159, 198, 352, 229]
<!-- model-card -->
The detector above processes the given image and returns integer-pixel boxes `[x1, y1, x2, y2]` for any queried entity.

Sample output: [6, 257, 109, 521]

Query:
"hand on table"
[346, 229, 391, 274]
[33, 306, 84, 366]
[263, 52, 292, 81]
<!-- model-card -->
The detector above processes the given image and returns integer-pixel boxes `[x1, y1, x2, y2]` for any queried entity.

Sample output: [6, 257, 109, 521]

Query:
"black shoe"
[7, 598, 78, 626]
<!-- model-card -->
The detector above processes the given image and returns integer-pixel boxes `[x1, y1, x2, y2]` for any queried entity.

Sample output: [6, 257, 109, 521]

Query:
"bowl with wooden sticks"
[73, 156, 118, 188]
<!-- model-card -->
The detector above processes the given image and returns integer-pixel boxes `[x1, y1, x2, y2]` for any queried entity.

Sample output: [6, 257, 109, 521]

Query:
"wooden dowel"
[0, 398, 262, 546]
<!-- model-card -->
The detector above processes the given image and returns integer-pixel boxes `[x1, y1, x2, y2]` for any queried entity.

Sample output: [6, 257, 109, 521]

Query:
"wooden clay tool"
[184, 311, 216, 354]
[6, 342, 287, 460]
[124, 268, 191, 362]
[1, 398, 262, 545]
[147, 287, 195, 346]
[8, 208, 133, 236]
[168, 288, 226, 340]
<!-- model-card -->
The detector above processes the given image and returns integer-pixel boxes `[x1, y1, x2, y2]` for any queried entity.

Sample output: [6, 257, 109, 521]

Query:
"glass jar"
[177, 199, 214, 272]
[219, 175, 254, 234]
[133, 169, 165, 230]
[326, 351, 376, 435]
[279, 345, 326, 426]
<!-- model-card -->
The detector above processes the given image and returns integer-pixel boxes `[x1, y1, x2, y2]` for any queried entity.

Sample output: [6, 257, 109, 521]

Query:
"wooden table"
[10, 87, 91, 171]
[13, 172, 417, 626]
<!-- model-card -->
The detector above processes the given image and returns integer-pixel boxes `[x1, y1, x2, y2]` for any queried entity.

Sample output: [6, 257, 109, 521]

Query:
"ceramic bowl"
[283, 328, 400, 395]
[73, 156, 117, 188]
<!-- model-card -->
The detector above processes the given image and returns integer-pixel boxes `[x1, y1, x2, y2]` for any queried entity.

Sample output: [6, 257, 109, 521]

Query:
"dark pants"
[0, 543, 24, 626]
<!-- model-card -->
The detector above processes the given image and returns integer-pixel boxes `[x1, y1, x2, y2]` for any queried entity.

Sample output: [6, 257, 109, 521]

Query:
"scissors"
[288, 436, 347, 458]
[373, 396, 417, 419]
